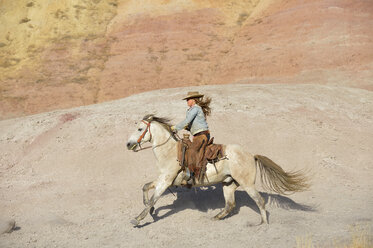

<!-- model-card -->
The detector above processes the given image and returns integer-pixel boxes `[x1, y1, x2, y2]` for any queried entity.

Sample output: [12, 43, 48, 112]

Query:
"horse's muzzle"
[126, 142, 138, 151]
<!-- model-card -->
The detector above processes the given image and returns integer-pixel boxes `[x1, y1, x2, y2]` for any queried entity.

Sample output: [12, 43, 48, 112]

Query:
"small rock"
[0, 218, 16, 234]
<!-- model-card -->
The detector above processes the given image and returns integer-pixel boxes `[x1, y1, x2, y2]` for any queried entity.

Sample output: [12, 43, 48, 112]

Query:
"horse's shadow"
[143, 185, 316, 226]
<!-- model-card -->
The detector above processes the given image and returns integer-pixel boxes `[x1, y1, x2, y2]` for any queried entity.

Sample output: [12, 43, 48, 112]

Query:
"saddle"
[177, 134, 225, 184]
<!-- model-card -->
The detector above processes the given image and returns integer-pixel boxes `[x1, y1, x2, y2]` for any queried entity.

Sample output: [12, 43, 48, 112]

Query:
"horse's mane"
[142, 114, 178, 141]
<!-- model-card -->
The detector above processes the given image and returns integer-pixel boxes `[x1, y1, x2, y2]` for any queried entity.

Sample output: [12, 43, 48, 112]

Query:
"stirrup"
[183, 168, 192, 181]
[187, 171, 195, 185]
[187, 175, 194, 185]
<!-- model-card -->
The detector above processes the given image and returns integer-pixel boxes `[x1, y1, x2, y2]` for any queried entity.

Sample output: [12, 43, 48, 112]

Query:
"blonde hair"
[195, 96, 212, 117]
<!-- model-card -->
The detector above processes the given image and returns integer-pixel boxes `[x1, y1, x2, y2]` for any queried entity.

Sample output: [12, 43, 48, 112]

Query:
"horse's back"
[224, 144, 255, 162]
[224, 144, 257, 184]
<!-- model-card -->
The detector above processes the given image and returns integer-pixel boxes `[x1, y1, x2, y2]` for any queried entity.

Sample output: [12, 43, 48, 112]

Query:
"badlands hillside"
[0, 0, 372, 247]
[1, 0, 372, 119]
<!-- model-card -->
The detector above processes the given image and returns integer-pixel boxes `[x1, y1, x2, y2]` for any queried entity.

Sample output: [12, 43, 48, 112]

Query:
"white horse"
[126, 115, 309, 226]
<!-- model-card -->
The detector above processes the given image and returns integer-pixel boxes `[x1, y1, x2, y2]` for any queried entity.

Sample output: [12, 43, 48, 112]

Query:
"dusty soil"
[0, 84, 372, 247]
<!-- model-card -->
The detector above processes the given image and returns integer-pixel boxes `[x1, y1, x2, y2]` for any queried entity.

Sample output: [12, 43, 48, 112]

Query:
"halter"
[137, 120, 152, 144]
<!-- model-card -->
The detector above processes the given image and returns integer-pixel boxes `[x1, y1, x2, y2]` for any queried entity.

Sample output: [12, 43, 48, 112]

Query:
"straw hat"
[182, 91, 204, 100]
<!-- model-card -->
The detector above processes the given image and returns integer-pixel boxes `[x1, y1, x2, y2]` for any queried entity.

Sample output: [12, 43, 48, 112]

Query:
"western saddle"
[177, 134, 225, 185]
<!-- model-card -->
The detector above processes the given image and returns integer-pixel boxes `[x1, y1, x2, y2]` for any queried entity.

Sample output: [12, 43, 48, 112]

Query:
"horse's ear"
[147, 115, 153, 122]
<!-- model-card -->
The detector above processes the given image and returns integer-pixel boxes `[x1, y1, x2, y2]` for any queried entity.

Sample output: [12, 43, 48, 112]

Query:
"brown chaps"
[178, 133, 225, 183]
[188, 134, 209, 180]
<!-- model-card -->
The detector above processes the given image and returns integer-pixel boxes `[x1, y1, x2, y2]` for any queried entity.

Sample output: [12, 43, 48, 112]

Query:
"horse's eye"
[138, 128, 143, 131]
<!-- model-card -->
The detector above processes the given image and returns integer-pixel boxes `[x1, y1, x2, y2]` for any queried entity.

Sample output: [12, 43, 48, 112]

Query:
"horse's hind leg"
[230, 152, 268, 224]
[244, 186, 268, 224]
[142, 181, 155, 206]
[214, 181, 239, 220]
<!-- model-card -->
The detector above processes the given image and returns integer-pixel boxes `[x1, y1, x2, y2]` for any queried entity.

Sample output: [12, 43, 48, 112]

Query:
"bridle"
[133, 120, 171, 152]
[137, 120, 152, 144]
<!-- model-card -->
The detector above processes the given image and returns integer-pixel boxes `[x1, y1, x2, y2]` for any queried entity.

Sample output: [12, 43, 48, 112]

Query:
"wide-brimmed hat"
[182, 91, 204, 100]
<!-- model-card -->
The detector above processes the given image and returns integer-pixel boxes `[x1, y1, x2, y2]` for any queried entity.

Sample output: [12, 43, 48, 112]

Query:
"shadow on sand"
[135, 184, 316, 227]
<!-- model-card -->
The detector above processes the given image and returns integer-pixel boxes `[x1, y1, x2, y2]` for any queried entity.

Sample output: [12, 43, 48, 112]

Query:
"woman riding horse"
[171, 91, 212, 182]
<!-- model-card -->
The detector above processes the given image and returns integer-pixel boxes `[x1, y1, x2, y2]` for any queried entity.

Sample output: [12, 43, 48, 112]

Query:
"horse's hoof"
[212, 215, 221, 221]
[149, 207, 155, 215]
[130, 219, 140, 226]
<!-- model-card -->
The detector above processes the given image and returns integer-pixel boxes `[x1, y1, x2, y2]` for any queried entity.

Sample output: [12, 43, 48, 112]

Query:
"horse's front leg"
[131, 175, 174, 226]
[142, 181, 155, 206]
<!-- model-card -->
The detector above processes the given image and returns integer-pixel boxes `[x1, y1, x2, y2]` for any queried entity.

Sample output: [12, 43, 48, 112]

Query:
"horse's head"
[127, 114, 176, 152]
[126, 115, 154, 152]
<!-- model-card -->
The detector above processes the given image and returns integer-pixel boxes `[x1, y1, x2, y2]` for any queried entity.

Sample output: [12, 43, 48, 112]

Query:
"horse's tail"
[254, 155, 310, 195]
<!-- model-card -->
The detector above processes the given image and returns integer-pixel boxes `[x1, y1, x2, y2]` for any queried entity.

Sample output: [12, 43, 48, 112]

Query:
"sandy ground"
[0, 84, 372, 247]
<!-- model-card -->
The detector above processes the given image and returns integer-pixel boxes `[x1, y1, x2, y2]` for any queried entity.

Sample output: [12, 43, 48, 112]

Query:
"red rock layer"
[1, 0, 372, 119]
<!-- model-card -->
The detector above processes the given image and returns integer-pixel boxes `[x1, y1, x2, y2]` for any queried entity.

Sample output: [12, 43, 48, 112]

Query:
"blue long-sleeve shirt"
[175, 105, 209, 135]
